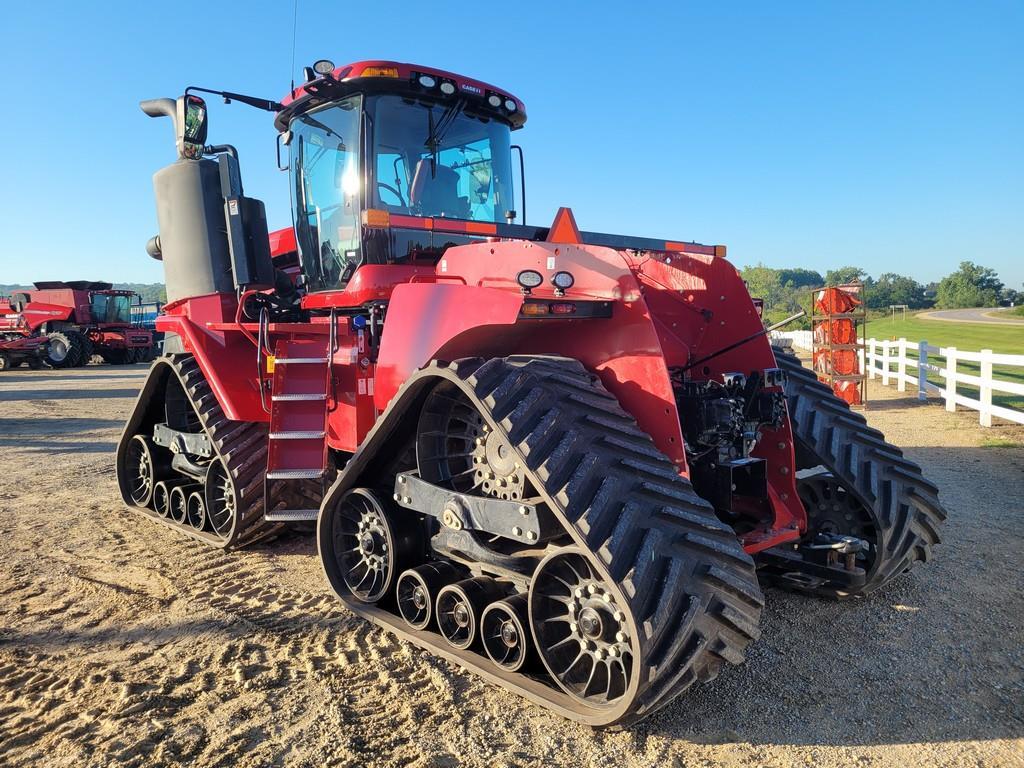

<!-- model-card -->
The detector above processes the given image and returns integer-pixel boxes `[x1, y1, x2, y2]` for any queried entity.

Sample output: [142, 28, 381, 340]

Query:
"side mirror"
[176, 95, 208, 159]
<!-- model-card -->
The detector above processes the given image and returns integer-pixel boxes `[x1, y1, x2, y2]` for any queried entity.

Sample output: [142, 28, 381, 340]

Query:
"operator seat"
[409, 160, 470, 219]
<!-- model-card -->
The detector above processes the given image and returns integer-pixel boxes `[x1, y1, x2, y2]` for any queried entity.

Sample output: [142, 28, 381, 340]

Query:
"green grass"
[864, 313, 1024, 354]
[1011, 306, 1024, 318]
[863, 312, 1024, 413]
[981, 437, 1021, 448]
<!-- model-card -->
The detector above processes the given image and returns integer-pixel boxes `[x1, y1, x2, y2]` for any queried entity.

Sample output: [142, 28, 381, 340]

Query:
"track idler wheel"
[436, 577, 505, 651]
[529, 549, 637, 707]
[328, 489, 415, 604]
[396, 562, 462, 630]
[169, 484, 200, 525]
[186, 491, 207, 531]
[122, 435, 169, 509]
[481, 593, 534, 672]
[204, 459, 236, 538]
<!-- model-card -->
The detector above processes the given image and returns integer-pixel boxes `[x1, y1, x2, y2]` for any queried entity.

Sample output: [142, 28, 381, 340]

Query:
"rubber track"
[123, 354, 283, 549]
[324, 356, 765, 726]
[771, 347, 947, 597]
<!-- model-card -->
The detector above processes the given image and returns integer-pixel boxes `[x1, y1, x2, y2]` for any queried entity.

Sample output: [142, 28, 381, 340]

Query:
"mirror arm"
[185, 85, 283, 112]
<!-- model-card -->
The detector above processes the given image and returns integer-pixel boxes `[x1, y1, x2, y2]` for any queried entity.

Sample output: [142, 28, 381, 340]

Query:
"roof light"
[516, 270, 543, 291]
[362, 66, 400, 78]
[551, 271, 574, 290]
[439, 81, 456, 95]
[504, 98, 517, 112]
[313, 59, 335, 75]
[487, 94, 502, 108]
[418, 74, 437, 88]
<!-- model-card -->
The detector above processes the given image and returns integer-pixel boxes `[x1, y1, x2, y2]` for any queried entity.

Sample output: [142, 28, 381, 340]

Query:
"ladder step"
[266, 469, 324, 480]
[269, 430, 327, 440]
[273, 357, 329, 364]
[265, 509, 320, 522]
[272, 393, 328, 401]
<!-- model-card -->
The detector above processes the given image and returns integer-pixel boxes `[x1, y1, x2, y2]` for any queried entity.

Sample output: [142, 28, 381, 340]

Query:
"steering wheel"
[377, 181, 406, 207]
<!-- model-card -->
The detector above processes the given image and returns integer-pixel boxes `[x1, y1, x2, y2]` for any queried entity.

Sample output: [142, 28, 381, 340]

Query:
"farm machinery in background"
[811, 283, 867, 405]
[3, 282, 156, 367]
[117, 59, 946, 727]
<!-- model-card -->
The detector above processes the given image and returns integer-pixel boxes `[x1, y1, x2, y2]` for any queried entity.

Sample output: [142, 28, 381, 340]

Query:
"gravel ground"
[0, 363, 1022, 767]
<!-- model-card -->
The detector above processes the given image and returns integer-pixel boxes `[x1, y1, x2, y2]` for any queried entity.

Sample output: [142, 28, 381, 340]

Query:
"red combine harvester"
[7, 282, 155, 367]
[0, 298, 49, 370]
[118, 60, 946, 726]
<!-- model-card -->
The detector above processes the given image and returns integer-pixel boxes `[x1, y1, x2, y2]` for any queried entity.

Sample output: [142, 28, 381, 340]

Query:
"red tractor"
[0, 298, 49, 370]
[8, 282, 155, 367]
[118, 60, 945, 727]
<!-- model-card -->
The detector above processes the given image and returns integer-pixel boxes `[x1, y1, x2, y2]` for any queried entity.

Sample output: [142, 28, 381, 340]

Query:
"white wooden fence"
[773, 331, 1024, 427]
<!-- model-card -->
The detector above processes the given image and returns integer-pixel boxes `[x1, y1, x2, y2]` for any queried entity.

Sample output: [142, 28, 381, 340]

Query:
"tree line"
[741, 261, 1016, 326]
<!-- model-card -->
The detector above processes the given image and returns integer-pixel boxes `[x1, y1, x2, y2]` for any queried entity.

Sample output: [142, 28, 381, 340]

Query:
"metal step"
[266, 469, 324, 480]
[265, 508, 320, 522]
[273, 357, 329, 364]
[269, 430, 327, 440]
[272, 393, 328, 402]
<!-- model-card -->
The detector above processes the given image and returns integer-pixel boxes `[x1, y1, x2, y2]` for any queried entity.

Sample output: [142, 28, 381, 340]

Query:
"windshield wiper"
[425, 99, 465, 177]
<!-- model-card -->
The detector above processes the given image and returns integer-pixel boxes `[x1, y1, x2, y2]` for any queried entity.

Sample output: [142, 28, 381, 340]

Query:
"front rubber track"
[117, 354, 283, 549]
[771, 347, 946, 597]
[321, 356, 764, 727]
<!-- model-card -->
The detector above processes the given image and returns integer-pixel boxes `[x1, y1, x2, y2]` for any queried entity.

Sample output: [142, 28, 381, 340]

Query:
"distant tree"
[777, 268, 823, 290]
[824, 266, 868, 286]
[934, 262, 1003, 308]
[867, 273, 927, 310]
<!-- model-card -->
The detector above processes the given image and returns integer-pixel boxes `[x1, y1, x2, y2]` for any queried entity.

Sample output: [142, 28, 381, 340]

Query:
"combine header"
[119, 59, 946, 726]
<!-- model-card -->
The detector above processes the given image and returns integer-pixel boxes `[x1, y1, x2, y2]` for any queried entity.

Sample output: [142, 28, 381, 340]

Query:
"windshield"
[90, 293, 131, 324]
[370, 94, 514, 222]
[290, 95, 363, 293]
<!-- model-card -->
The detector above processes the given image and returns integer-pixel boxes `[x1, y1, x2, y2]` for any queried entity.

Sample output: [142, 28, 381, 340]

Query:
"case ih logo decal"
[460, 83, 482, 95]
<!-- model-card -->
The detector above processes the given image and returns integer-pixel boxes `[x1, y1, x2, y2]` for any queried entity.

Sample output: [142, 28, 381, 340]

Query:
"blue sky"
[1, 1, 1021, 288]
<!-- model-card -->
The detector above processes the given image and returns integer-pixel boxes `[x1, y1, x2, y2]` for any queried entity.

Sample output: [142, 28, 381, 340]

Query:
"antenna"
[289, 0, 299, 96]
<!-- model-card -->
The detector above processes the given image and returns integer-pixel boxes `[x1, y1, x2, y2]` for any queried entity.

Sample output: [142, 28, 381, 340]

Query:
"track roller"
[481, 593, 534, 672]
[154, 479, 188, 519]
[186, 491, 207, 531]
[436, 577, 505, 650]
[396, 561, 462, 630]
[169, 484, 199, 525]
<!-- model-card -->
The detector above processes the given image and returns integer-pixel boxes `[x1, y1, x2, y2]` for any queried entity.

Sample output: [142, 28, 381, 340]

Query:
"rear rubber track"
[119, 354, 284, 548]
[772, 347, 946, 597]
[323, 355, 765, 726]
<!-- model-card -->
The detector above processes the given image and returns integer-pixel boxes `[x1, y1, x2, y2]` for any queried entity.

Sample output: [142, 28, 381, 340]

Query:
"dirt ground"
[1, 363, 1022, 768]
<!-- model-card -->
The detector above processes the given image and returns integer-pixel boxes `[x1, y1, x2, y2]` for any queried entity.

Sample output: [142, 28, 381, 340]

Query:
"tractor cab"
[275, 61, 526, 295]
[89, 290, 134, 326]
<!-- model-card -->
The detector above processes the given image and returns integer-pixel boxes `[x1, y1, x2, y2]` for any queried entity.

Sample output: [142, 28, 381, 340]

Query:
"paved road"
[920, 306, 1024, 325]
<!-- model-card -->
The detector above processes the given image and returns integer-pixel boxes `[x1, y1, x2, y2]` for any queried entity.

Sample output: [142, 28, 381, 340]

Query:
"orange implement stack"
[811, 283, 866, 406]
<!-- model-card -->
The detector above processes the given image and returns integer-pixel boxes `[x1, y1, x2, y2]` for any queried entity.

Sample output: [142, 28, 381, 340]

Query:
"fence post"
[897, 337, 907, 392]
[882, 341, 891, 386]
[945, 347, 957, 412]
[980, 349, 993, 427]
[918, 340, 928, 401]
[868, 339, 876, 379]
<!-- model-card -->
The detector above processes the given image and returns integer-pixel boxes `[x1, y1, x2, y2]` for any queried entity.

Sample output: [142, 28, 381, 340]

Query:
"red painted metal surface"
[281, 60, 527, 122]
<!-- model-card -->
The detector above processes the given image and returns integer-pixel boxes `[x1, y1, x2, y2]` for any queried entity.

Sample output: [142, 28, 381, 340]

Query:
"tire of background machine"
[0, 353, 9, 371]
[75, 333, 94, 366]
[770, 346, 947, 598]
[106, 349, 129, 365]
[45, 331, 83, 368]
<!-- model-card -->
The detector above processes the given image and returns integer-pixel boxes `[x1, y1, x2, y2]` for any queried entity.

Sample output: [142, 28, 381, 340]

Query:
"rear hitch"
[758, 533, 868, 590]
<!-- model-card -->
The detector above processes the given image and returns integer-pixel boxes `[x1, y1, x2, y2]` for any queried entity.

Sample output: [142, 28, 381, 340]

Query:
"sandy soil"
[1, 364, 1022, 768]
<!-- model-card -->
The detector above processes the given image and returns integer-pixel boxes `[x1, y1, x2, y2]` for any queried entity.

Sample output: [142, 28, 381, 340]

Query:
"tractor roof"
[275, 60, 526, 132]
